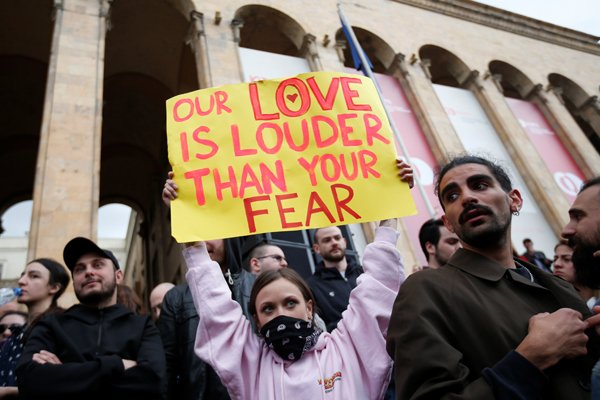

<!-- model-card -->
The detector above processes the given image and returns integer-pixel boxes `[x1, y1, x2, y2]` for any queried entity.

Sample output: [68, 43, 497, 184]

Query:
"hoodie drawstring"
[280, 362, 285, 400]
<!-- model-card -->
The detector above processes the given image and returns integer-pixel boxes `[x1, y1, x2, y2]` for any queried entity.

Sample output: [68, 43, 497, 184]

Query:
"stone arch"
[105, 0, 199, 95]
[97, 203, 138, 240]
[100, 141, 163, 220]
[0, 200, 32, 238]
[419, 45, 472, 87]
[0, 200, 32, 280]
[103, 0, 199, 291]
[334, 27, 396, 73]
[488, 60, 537, 100]
[234, 5, 306, 56]
[0, 1, 53, 216]
[549, 73, 600, 153]
[0, 1, 53, 275]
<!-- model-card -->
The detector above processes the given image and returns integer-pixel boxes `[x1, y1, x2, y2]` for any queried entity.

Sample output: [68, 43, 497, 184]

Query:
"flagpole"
[338, 4, 436, 219]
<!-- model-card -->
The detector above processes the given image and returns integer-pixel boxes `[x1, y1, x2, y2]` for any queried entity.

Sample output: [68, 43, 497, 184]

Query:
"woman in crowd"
[0, 259, 70, 398]
[553, 241, 598, 308]
[117, 284, 146, 315]
[168, 161, 413, 399]
[0, 312, 27, 347]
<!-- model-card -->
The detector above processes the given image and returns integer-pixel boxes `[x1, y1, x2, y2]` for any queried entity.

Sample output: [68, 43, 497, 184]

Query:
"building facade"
[1, 0, 599, 302]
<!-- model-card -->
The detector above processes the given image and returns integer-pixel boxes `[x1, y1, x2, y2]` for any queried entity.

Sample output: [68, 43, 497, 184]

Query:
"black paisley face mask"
[260, 315, 322, 362]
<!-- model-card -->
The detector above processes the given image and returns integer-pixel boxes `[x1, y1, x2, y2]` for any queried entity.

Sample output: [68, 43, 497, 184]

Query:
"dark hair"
[554, 241, 572, 252]
[418, 219, 444, 261]
[28, 258, 70, 306]
[117, 284, 146, 315]
[523, 238, 532, 245]
[249, 243, 274, 259]
[435, 155, 513, 209]
[248, 268, 317, 321]
[573, 246, 600, 289]
[313, 228, 323, 243]
[579, 176, 600, 194]
[0, 311, 28, 323]
[244, 242, 270, 271]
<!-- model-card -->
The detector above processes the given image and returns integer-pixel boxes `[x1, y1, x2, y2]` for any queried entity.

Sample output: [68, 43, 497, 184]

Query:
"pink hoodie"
[184, 227, 404, 400]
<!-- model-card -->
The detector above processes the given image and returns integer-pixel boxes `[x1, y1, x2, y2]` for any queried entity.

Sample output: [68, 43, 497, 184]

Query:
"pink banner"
[373, 73, 442, 267]
[506, 98, 585, 203]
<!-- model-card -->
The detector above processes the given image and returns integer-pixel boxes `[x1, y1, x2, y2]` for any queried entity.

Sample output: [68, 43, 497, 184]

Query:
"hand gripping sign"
[166, 71, 416, 242]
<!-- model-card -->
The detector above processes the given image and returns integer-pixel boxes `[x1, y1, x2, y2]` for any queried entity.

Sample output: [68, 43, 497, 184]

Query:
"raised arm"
[162, 171, 178, 206]
[329, 223, 403, 399]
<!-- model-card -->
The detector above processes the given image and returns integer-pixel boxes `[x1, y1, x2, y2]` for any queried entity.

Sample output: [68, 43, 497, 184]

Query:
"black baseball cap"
[63, 237, 121, 272]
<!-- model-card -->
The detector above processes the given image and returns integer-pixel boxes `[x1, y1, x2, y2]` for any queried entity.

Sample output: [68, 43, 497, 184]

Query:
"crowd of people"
[0, 154, 599, 400]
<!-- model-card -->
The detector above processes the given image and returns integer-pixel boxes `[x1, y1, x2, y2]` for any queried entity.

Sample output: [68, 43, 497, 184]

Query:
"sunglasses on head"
[0, 324, 23, 332]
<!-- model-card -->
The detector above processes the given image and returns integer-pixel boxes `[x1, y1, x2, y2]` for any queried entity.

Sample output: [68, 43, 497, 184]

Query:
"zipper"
[96, 309, 104, 355]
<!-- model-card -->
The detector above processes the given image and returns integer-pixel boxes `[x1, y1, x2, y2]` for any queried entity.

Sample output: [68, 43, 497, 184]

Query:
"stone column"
[467, 72, 570, 232]
[389, 54, 464, 162]
[535, 88, 600, 177]
[301, 33, 323, 71]
[188, 11, 212, 88]
[28, 0, 109, 262]
[577, 95, 600, 136]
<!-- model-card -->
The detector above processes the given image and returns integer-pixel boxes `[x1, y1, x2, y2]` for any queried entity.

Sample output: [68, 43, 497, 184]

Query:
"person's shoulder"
[346, 259, 363, 275]
[237, 269, 256, 286]
[162, 283, 187, 303]
[307, 263, 327, 280]
[403, 266, 458, 291]
[306, 273, 319, 284]
[109, 305, 153, 327]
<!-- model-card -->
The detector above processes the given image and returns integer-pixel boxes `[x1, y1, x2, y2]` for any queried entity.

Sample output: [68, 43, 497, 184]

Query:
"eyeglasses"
[256, 255, 287, 263]
[0, 324, 23, 332]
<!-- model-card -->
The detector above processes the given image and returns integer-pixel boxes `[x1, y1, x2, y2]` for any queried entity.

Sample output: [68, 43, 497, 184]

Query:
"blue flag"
[339, 14, 374, 75]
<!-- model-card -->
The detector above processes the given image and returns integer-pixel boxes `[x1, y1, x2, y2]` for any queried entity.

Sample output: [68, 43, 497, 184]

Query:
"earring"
[512, 209, 520, 216]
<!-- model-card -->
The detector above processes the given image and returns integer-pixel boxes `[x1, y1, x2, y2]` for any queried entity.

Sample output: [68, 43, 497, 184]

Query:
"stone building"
[1, 0, 599, 303]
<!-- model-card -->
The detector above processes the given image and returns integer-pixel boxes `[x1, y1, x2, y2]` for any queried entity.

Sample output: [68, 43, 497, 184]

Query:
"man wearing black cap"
[16, 237, 166, 400]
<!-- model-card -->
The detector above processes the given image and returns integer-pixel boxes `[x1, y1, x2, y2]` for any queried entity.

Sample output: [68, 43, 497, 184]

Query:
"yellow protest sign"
[166, 71, 416, 242]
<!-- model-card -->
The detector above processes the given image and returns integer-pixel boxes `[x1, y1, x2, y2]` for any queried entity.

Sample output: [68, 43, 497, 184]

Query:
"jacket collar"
[314, 258, 359, 278]
[447, 248, 508, 282]
[447, 248, 578, 292]
[66, 303, 132, 323]
[447, 248, 543, 287]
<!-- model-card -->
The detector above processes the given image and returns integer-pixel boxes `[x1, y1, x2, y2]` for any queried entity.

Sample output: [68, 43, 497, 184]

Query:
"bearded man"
[562, 177, 600, 291]
[16, 237, 165, 400]
[418, 218, 461, 269]
[307, 226, 361, 332]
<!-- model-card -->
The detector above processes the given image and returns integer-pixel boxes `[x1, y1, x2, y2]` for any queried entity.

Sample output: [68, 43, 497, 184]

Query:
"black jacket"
[158, 263, 255, 400]
[16, 303, 165, 400]
[307, 259, 363, 332]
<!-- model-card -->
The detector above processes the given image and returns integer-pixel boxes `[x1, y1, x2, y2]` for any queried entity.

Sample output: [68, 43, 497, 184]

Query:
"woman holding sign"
[166, 160, 413, 399]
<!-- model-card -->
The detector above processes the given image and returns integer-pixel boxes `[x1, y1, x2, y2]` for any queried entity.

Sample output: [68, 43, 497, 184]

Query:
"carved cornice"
[391, 0, 600, 56]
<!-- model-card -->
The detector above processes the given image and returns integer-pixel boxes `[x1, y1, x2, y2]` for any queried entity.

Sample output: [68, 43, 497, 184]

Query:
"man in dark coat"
[16, 237, 165, 400]
[387, 155, 599, 400]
